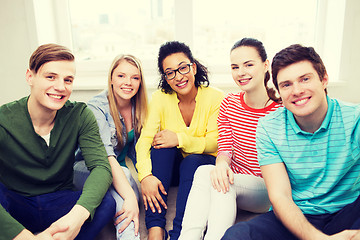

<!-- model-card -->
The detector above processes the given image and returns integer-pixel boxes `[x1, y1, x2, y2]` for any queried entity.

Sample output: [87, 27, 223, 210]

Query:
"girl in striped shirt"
[179, 38, 281, 240]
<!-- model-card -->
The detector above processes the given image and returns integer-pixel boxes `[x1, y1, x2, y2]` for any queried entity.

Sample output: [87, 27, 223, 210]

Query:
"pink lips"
[238, 78, 251, 85]
[176, 80, 188, 89]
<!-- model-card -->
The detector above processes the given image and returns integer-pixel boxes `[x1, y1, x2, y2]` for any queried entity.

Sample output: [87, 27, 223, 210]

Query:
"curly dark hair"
[157, 41, 209, 94]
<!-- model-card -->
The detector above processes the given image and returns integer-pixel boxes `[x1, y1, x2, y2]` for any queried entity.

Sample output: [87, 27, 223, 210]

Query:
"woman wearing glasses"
[136, 41, 224, 240]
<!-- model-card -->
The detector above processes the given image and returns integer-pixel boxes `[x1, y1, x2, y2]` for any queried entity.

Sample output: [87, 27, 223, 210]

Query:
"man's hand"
[327, 230, 360, 240]
[51, 205, 90, 239]
[140, 175, 167, 213]
[210, 160, 234, 193]
[114, 196, 140, 236]
[152, 130, 179, 149]
[14, 224, 68, 240]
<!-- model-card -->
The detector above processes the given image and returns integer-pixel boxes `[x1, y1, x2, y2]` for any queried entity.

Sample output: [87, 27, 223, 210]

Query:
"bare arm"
[261, 163, 360, 240]
[261, 163, 328, 240]
[108, 156, 139, 235]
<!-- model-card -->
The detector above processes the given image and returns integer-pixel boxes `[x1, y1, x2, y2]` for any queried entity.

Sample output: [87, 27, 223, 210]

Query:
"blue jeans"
[146, 147, 216, 240]
[74, 160, 140, 240]
[222, 194, 360, 240]
[0, 182, 115, 240]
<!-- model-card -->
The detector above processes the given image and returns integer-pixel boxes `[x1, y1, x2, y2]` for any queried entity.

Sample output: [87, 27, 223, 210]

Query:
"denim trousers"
[221, 194, 360, 240]
[146, 147, 216, 240]
[74, 160, 140, 240]
[0, 182, 115, 240]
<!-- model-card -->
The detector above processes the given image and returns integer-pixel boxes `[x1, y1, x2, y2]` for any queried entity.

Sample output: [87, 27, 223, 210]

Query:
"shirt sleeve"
[0, 205, 25, 239]
[135, 93, 162, 182]
[177, 89, 224, 154]
[0, 126, 26, 238]
[76, 107, 113, 219]
[217, 95, 232, 157]
[256, 118, 283, 166]
[87, 102, 116, 157]
[355, 106, 360, 147]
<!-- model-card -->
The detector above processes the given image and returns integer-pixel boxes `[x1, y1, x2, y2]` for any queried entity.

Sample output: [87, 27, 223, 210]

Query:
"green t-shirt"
[0, 97, 112, 239]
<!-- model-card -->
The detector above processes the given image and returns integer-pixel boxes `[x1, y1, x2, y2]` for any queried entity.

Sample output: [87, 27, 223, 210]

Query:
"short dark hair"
[29, 43, 74, 73]
[231, 38, 280, 103]
[157, 41, 209, 94]
[271, 44, 327, 93]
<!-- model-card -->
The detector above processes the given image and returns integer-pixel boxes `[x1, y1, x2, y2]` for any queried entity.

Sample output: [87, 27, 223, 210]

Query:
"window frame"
[30, 0, 346, 91]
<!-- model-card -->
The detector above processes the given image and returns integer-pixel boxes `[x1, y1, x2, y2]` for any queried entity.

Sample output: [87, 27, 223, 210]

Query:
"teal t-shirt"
[117, 129, 135, 167]
[256, 97, 360, 214]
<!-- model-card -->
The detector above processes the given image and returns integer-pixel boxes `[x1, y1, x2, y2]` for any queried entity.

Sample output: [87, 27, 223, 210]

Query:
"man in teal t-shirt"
[0, 44, 115, 240]
[222, 44, 360, 240]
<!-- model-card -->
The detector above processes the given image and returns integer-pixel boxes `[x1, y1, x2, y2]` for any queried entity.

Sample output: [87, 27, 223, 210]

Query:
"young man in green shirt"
[0, 44, 115, 239]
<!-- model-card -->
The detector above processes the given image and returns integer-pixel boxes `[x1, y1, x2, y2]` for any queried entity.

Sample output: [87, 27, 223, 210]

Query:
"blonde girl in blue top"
[75, 54, 148, 240]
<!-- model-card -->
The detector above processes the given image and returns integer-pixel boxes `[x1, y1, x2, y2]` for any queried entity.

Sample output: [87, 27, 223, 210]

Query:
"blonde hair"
[107, 54, 148, 149]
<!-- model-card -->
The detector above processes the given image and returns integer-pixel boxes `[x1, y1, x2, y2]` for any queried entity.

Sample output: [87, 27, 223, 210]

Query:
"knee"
[193, 165, 213, 184]
[180, 155, 201, 172]
[222, 222, 249, 240]
[180, 155, 214, 178]
[102, 191, 116, 214]
[151, 147, 177, 157]
[121, 167, 132, 181]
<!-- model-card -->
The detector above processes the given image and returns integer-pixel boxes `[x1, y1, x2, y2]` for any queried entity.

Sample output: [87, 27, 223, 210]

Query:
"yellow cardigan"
[135, 86, 224, 181]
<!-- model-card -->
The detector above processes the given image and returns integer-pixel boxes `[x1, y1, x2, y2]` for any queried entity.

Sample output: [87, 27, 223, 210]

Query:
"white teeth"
[49, 94, 62, 99]
[295, 99, 308, 105]
[239, 78, 250, 83]
[177, 82, 187, 87]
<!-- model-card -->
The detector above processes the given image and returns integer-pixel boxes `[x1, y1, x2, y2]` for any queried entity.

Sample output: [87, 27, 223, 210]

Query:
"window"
[192, 0, 318, 87]
[31, 0, 346, 91]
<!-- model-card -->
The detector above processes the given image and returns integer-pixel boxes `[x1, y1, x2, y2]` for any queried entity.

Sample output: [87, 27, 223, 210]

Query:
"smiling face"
[26, 60, 75, 113]
[230, 46, 269, 93]
[277, 60, 328, 128]
[111, 60, 141, 103]
[162, 52, 197, 97]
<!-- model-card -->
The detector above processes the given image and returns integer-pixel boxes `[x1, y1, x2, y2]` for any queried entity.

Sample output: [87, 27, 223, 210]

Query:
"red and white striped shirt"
[217, 92, 281, 177]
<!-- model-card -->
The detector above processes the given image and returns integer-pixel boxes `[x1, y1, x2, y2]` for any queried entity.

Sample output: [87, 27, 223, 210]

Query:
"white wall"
[1, 0, 359, 105]
[327, 0, 360, 103]
[0, 0, 38, 105]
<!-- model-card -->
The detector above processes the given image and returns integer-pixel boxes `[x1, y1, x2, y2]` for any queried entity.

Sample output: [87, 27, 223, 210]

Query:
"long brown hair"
[231, 38, 281, 104]
[107, 54, 148, 149]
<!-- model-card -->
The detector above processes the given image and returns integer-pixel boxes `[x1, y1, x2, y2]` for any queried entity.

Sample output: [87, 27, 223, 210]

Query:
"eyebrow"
[165, 61, 187, 71]
[231, 60, 255, 66]
[298, 73, 313, 79]
[278, 72, 314, 85]
[244, 60, 255, 64]
[43, 71, 75, 79]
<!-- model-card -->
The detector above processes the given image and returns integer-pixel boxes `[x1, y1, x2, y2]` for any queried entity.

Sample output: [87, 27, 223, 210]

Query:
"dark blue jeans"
[145, 147, 215, 240]
[0, 183, 115, 239]
[222, 194, 360, 240]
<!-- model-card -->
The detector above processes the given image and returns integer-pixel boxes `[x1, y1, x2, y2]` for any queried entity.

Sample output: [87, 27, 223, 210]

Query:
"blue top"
[86, 90, 137, 167]
[256, 96, 360, 214]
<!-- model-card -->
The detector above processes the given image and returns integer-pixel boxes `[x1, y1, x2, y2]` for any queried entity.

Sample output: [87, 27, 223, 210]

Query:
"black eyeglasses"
[164, 63, 193, 80]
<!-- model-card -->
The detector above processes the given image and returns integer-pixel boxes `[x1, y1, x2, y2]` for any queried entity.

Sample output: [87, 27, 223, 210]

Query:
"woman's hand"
[152, 129, 179, 149]
[210, 159, 234, 193]
[114, 196, 140, 236]
[140, 175, 167, 213]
